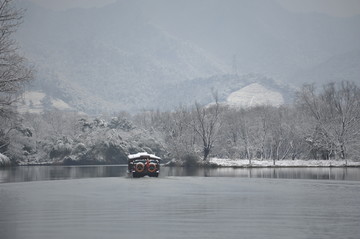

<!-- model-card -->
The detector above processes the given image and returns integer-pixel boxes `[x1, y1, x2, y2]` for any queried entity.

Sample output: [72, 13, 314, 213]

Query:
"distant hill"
[291, 50, 360, 86]
[19, 74, 293, 113]
[138, 0, 360, 81]
[152, 74, 294, 109]
[17, 91, 75, 114]
[16, 0, 360, 113]
[226, 83, 284, 107]
[17, 0, 228, 113]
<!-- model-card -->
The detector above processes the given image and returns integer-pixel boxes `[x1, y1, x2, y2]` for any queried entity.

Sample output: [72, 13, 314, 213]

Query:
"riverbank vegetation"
[136, 81, 360, 166]
[1, 80, 359, 167]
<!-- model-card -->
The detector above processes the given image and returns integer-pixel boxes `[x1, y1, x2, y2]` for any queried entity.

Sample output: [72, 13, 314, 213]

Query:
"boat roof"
[128, 152, 161, 160]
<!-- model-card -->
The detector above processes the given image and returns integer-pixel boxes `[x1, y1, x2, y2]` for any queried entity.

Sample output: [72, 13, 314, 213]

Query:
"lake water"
[1, 165, 360, 183]
[1, 166, 360, 239]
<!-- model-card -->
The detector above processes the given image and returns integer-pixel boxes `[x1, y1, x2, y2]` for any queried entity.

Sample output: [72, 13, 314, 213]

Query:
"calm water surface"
[0, 166, 360, 239]
[1, 165, 360, 183]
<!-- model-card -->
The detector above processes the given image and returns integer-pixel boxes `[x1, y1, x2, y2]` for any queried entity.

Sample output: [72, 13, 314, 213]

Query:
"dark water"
[1, 166, 360, 239]
[1, 165, 360, 183]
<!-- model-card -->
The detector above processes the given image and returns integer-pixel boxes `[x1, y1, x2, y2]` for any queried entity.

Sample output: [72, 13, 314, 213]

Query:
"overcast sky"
[276, 0, 360, 17]
[27, 0, 117, 10]
[26, 0, 360, 17]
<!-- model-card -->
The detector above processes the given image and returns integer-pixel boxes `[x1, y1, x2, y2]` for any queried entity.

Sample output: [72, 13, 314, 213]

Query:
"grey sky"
[26, 0, 360, 17]
[276, 0, 360, 17]
[27, 0, 116, 10]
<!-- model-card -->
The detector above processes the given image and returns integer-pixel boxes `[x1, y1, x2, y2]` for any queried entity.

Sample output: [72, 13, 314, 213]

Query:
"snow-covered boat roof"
[128, 152, 161, 160]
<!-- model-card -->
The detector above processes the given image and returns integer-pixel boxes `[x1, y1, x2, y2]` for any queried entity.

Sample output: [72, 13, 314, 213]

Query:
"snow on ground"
[210, 158, 360, 167]
[17, 91, 74, 113]
[226, 83, 284, 107]
[51, 98, 74, 111]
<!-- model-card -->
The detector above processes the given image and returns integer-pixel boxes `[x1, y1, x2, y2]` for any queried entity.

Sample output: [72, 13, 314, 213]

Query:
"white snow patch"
[17, 91, 74, 113]
[227, 83, 284, 107]
[0, 153, 11, 166]
[128, 152, 161, 160]
[19, 91, 45, 113]
[51, 98, 73, 110]
[210, 157, 360, 167]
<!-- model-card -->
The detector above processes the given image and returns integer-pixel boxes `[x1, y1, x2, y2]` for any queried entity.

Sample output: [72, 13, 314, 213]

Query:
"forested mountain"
[291, 50, 360, 86]
[155, 74, 294, 109]
[143, 0, 360, 79]
[15, 0, 360, 113]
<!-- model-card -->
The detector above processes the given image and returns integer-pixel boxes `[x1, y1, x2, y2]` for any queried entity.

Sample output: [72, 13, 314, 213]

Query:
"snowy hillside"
[226, 83, 284, 107]
[16, 1, 227, 113]
[155, 74, 293, 109]
[15, 0, 360, 113]
[17, 91, 75, 113]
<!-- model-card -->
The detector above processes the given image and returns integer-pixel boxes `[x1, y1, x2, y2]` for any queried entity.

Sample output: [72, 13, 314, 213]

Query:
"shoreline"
[3, 158, 360, 168]
[208, 158, 360, 168]
[164, 158, 360, 168]
[211, 164, 360, 168]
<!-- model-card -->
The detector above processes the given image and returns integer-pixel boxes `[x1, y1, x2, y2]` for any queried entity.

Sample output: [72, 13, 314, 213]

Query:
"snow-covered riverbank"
[9, 157, 360, 168]
[209, 158, 360, 167]
[0, 153, 11, 167]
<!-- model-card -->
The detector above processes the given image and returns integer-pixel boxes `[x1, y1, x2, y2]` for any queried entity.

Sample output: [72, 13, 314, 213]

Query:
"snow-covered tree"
[0, 0, 32, 116]
[297, 81, 360, 162]
[0, 0, 33, 161]
[192, 94, 223, 161]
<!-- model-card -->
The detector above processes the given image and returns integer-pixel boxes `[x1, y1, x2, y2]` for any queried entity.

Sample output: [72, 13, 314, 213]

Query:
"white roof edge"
[128, 152, 161, 160]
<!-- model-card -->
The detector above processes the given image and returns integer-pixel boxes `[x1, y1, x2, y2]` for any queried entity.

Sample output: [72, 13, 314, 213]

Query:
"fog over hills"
[16, 0, 360, 113]
[291, 50, 360, 85]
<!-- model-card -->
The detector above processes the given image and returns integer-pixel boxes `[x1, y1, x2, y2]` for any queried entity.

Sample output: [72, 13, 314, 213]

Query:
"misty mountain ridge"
[16, 0, 360, 113]
[292, 50, 360, 85]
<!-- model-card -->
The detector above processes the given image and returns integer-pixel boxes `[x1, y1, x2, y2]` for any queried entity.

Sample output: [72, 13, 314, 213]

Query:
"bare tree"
[297, 81, 360, 162]
[218, 108, 241, 159]
[286, 108, 310, 160]
[192, 94, 223, 161]
[321, 82, 360, 161]
[233, 108, 257, 164]
[0, 0, 32, 117]
[0, 0, 33, 158]
[252, 106, 271, 160]
[165, 106, 195, 161]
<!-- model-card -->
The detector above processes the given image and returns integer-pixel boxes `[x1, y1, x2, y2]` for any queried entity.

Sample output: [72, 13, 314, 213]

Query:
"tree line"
[134, 81, 360, 164]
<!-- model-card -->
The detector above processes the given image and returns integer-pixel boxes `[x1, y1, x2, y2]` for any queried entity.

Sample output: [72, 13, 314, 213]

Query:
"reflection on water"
[1, 177, 360, 239]
[0, 165, 360, 183]
[0, 165, 128, 183]
[165, 166, 360, 181]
